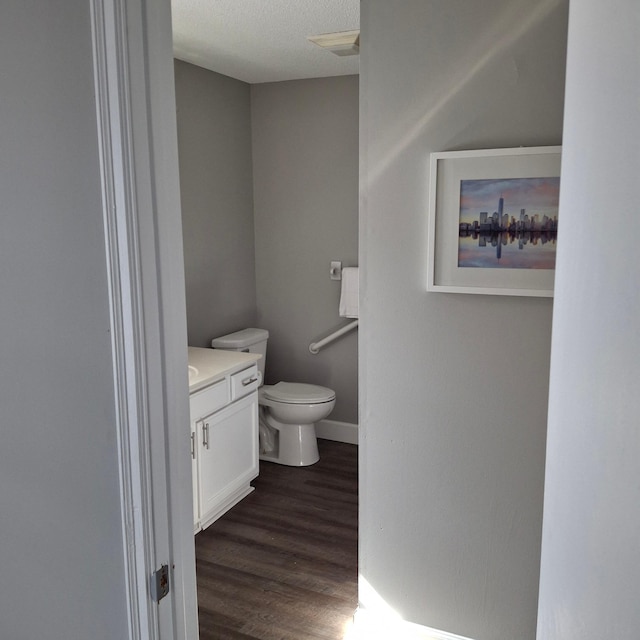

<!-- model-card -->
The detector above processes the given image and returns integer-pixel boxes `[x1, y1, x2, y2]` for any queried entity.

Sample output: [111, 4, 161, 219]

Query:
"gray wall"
[175, 60, 257, 347]
[251, 76, 359, 424]
[359, 1, 568, 639]
[537, 1, 640, 638]
[0, 3, 128, 638]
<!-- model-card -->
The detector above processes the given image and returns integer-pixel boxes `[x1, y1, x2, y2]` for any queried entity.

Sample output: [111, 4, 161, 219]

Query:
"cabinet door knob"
[190, 432, 196, 459]
[242, 376, 258, 387]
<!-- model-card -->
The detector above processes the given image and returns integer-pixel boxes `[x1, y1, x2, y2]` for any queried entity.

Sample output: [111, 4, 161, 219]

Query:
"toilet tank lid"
[211, 328, 269, 349]
[264, 382, 335, 404]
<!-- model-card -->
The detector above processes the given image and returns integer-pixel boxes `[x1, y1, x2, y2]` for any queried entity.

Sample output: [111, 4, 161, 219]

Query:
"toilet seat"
[262, 382, 335, 404]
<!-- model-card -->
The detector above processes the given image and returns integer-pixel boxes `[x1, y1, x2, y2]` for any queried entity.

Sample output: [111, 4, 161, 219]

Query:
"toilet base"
[259, 415, 319, 466]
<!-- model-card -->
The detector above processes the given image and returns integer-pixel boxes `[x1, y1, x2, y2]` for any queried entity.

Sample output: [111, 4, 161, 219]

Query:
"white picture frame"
[427, 146, 562, 297]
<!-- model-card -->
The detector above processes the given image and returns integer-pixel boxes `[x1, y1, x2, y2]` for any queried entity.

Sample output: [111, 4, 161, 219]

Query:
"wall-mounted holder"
[330, 261, 342, 280]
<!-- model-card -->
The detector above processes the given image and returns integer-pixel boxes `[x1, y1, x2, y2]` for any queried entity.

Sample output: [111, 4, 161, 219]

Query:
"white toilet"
[211, 328, 336, 466]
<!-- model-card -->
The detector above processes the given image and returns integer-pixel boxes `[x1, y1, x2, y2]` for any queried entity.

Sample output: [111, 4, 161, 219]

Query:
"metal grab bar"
[309, 319, 358, 354]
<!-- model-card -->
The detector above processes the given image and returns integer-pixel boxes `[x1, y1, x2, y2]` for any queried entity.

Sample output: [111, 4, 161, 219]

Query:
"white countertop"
[188, 347, 261, 394]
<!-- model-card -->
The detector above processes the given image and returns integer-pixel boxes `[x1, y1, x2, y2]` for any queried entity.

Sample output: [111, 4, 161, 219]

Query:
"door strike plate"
[151, 564, 170, 603]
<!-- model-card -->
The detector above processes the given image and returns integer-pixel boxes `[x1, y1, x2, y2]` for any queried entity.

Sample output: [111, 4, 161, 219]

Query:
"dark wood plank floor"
[195, 439, 358, 640]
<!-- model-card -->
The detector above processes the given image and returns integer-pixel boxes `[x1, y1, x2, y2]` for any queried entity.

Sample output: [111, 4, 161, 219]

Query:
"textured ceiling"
[171, 0, 360, 84]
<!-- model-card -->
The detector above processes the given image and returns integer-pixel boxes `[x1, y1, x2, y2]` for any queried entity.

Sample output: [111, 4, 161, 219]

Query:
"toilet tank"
[211, 328, 269, 380]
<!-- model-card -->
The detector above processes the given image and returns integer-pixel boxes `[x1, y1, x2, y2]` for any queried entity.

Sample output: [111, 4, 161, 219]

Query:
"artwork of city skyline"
[458, 177, 560, 269]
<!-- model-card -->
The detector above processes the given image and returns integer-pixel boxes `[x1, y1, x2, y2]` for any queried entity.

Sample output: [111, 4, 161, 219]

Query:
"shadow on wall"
[366, 0, 565, 186]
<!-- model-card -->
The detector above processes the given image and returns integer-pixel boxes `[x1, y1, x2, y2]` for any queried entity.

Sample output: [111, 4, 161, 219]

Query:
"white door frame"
[91, 0, 198, 638]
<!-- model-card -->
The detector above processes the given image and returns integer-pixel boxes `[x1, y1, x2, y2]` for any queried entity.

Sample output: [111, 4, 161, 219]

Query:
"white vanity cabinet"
[189, 360, 260, 533]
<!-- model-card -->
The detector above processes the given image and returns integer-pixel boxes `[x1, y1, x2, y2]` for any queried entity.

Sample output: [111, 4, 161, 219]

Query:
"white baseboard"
[316, 419, 358, 445]
[347, 608, 475, 640]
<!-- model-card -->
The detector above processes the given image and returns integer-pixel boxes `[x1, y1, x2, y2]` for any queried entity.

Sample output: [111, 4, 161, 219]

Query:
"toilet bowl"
[258, 382, 336, 466]
[211, 328, 336, 466]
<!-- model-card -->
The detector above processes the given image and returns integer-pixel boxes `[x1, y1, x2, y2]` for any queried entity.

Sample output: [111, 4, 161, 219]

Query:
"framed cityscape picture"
[427, 146, 561, 296]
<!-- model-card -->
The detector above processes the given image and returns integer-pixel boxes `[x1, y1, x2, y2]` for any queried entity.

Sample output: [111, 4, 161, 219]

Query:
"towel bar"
[309, 320, 358, 354]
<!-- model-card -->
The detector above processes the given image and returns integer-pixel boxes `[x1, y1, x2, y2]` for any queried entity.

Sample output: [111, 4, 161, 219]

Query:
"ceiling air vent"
[307, 30, 360, 57]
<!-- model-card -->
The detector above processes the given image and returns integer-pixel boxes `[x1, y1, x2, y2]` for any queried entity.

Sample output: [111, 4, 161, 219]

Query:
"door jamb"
[90, 0, 198, 637]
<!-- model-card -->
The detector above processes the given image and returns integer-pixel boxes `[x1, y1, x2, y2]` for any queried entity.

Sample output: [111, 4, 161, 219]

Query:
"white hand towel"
[339, 267, 359, 318]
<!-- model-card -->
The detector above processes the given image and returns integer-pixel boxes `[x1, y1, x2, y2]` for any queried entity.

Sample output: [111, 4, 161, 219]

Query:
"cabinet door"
[191, 420, 200, 532]
[198, 393, 258, 526]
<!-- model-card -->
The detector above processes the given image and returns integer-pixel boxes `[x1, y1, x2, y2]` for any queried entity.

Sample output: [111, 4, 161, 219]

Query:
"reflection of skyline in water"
[459, 229, 557, 269]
